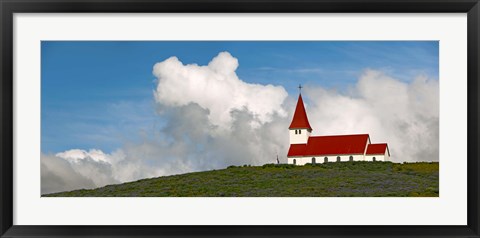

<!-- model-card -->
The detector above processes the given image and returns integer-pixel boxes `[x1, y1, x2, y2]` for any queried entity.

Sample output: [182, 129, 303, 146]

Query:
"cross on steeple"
[298, 84, 303, 94]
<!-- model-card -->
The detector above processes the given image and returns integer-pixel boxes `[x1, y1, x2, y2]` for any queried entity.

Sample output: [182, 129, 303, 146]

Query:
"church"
[287, 91, 390, 165]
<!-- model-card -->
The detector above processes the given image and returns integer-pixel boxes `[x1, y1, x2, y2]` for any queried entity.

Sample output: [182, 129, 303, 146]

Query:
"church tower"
[289, 92, 312, 144]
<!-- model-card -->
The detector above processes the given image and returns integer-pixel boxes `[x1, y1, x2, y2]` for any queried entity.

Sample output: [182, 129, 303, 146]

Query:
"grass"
[44, 161, 439, 197]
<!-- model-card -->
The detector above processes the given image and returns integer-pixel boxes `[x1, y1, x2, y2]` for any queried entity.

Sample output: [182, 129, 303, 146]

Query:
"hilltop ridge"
[44, 161, 439, 197]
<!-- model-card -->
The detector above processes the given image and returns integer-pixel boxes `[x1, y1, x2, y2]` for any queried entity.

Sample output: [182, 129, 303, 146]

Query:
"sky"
[41, 41, 439, 194]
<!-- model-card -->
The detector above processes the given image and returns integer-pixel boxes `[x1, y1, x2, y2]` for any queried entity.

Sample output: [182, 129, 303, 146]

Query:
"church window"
[312, 157, 316, 164]
[336, 156, 341, 162]
[324, 157, 328, 163]
[299, 130, 301, 134]
[293, 159, 297, 165]
[349, 156, 353, 161]
[373, 157, 376, 162]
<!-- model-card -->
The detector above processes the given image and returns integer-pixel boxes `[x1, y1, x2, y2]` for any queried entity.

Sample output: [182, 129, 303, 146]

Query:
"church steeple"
[289, 88, 312, 145]
[289, 93, 312, 131]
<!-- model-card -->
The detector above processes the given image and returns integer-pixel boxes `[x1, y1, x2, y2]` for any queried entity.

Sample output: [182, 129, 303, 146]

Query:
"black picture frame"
[1, 0, 479, 237]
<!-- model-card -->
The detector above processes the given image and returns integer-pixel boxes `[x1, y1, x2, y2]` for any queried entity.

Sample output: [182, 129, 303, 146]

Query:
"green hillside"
[44, 161, 439, 197]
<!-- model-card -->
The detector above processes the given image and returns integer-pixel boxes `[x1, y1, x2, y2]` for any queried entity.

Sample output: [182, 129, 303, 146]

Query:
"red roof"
[289, 94, 312, 130]
[287, 144, 307, 157]
[366, 143, 389, 156]
[287, 134, 370, 157]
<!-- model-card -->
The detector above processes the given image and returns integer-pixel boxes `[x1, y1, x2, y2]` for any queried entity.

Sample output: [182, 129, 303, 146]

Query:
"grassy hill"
[44, 161, 439, 197]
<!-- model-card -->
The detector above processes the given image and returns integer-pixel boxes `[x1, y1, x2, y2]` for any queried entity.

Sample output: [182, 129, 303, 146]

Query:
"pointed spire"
[289, 93, 312, 130]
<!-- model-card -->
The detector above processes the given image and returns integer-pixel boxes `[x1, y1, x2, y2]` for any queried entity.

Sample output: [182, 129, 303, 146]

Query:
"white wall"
[287, 154, 366, 165]
[365, 150, 389, 161]
[287, 156, 319, 165]
[289, 129, 311, 144]
[365, 155, 384, 161]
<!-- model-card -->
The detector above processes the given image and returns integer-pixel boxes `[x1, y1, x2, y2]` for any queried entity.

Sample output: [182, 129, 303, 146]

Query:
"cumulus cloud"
[56, 149, 111, 163]
[42, 153, 106, 194]
[41, 52, 438, 194]
[153, 51, 288, 128]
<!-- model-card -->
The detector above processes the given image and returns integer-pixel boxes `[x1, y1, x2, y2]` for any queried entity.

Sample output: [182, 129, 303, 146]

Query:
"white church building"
[287, 92, 390, 165]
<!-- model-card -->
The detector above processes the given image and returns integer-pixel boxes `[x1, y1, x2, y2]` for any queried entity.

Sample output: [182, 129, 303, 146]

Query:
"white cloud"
[41, 154, 92, 194]
[42, 148, 160, 194]
[153, 51, 288, 129]
[41, 153, 111, 194]
[41, 52, 439, 194]
[56, 149, 110, 163]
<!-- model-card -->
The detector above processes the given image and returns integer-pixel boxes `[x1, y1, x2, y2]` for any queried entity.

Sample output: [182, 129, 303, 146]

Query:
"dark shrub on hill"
[262, 163, 295, 169]
[262, 164, 276, 168]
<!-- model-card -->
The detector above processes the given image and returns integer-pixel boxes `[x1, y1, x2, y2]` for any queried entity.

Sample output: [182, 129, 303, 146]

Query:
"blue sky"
[41, 41, 439, 153]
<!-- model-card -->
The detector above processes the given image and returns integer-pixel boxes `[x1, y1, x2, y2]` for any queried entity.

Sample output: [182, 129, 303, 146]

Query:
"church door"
[293, 159, 296, 165]
[324, 157, 328, 163]
[312, 157, 316, 164]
